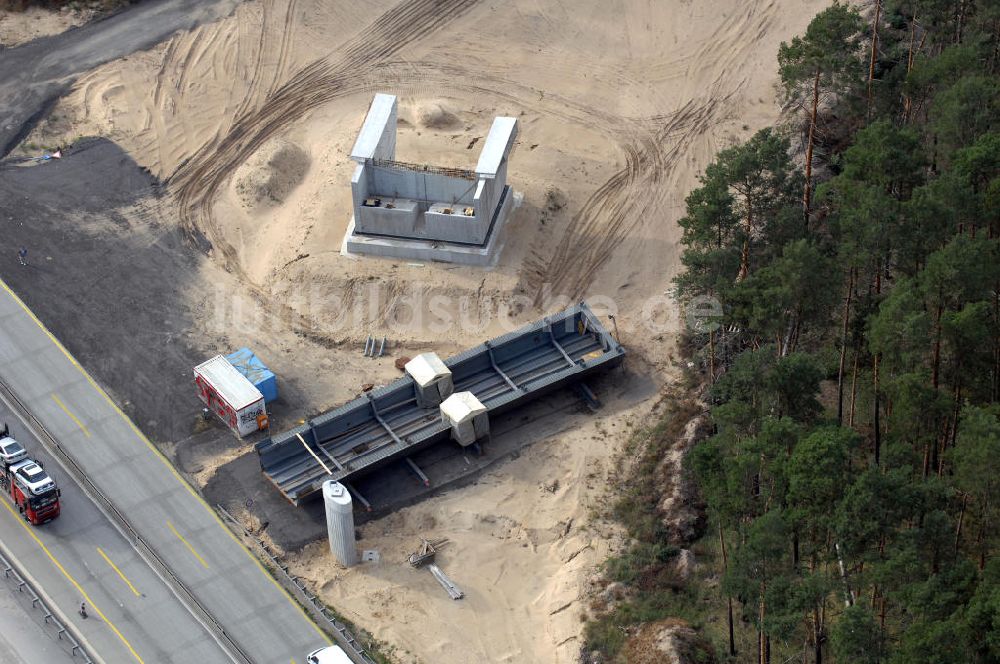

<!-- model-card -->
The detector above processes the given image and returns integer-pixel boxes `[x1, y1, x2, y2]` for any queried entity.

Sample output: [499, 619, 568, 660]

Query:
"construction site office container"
[194, 355, 267, 437]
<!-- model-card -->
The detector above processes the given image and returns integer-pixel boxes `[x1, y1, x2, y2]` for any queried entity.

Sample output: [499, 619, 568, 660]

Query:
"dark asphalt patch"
[0, 138, 205, 443]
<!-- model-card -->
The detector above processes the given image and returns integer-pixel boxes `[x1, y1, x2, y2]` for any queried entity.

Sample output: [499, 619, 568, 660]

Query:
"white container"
[194, 355, 267, 437]
[323, 481, 357, 567]
[405, 353, 453, 408]
[440, 391, 489, 447]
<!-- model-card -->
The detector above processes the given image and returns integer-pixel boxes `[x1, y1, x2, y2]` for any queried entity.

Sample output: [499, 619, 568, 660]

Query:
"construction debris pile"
[408, 538, 463, 600]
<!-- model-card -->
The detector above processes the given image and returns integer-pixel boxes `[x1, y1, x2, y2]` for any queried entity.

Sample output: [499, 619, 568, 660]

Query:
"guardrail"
[0, 378, 255, 664]
[0, 545, 95, 663]
[216, 505, 378, 664]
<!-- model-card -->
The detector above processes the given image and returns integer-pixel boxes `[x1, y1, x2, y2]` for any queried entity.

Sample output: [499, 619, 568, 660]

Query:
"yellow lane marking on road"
[0, 498, 145, 663]
[97, 547, 141, 597]
[167, 521, 209, 569]
[0, 278, 332, 644]
[51, 393, 90, 437]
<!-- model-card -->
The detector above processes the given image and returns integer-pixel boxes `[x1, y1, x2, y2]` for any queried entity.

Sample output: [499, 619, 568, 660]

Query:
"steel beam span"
[257, 303, 625, 505]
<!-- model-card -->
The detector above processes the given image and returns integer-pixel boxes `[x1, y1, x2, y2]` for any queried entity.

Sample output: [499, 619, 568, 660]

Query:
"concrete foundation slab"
[342, 185, 515, 266]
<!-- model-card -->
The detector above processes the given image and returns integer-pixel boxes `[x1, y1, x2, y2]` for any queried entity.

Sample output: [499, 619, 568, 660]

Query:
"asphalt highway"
[0, 577, 76, 664]
[0, 279, 331, 663]
[0, 399, 231, 663]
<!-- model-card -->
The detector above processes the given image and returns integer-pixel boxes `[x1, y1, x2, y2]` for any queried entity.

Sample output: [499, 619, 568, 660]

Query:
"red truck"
[0, 424, 60, 525]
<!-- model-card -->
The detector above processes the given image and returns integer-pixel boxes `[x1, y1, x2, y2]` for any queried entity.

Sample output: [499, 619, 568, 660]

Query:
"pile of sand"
[415, 100, 461, 130]
[233, 139, 310, 210]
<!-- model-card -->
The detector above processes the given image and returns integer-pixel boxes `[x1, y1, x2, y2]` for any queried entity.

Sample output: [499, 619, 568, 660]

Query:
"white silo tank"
[323, 480, 357, 567]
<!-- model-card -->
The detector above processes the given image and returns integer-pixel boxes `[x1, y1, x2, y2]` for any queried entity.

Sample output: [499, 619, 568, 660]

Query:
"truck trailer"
[0, 424, 61, 525]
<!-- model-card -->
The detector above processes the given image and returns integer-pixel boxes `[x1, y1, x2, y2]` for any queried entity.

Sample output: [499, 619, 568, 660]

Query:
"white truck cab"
[306, 645, 352, 664]
[0, 425, 27, 468]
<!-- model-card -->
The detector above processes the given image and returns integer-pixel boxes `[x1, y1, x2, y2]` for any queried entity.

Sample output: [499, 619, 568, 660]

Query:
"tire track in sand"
[170, 0, 480, 278]
[265, 0, 300, 98]
[169, 0, 776, 312]
[526, 0, 777, 303]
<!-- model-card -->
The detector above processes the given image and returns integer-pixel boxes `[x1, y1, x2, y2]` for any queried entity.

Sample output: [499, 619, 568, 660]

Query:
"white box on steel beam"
[440, 391, 489, 446]
[405, 353, 453, 408]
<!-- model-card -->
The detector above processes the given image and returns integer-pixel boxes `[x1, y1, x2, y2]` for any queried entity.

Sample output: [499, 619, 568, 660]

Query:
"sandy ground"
[24, 0, 826, 352]
[0, 6, 92, 48]
[12, 1, 829, 662]
[290, 409, 635, 664]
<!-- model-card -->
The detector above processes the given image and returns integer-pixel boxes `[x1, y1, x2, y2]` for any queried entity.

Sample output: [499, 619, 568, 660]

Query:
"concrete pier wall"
[345, 94, 518, 263]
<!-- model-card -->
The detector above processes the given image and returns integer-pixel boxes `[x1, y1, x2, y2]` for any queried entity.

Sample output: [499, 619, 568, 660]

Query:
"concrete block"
[351, 94, 397, 163]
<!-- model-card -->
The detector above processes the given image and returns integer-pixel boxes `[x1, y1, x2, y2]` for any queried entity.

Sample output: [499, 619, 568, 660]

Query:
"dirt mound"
[416, 101, 461, 129]
[620, 619, 716, 664]
[658, 413, 710, 546]
[233, 139, 310, 210]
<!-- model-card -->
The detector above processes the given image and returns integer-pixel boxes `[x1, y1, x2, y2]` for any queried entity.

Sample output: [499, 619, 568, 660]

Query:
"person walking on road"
[17, 246, 27, 266]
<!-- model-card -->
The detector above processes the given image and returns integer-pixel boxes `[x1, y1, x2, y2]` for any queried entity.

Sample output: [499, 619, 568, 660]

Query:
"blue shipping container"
[226, 348, 278, 403]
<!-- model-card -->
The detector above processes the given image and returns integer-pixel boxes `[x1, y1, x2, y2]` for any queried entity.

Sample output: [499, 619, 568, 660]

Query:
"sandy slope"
[19, 1, 829, 661]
